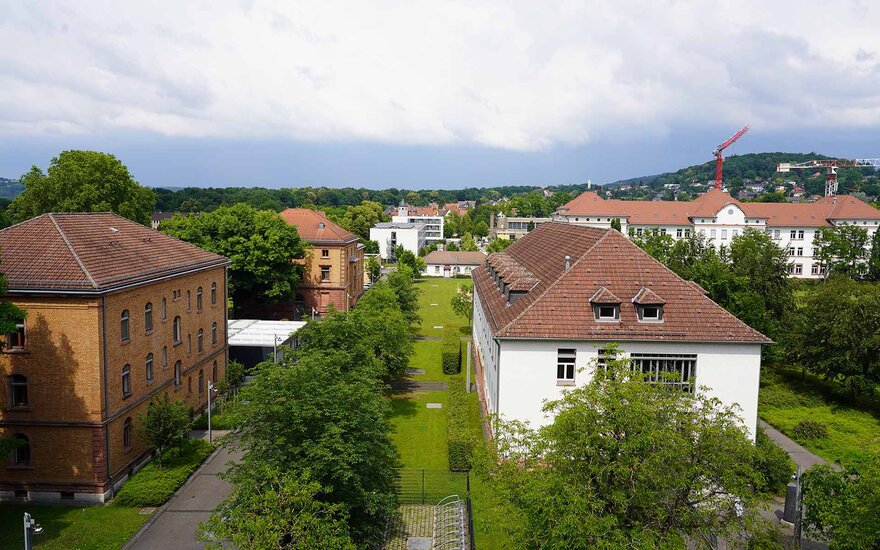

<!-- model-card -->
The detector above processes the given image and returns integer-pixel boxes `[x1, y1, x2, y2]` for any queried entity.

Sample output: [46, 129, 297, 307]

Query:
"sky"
[2, 1, 880, 189]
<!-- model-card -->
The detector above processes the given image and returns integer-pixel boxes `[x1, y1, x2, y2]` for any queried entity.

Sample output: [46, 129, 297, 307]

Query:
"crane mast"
[776, 159, 880, 196]
[712, 124, 750, 190]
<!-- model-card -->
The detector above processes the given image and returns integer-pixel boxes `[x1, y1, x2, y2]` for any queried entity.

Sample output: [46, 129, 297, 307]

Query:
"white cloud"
[1, 0, 880, 150]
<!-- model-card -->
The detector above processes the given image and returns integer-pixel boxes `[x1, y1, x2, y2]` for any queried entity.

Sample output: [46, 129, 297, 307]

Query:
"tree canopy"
[9, 150, 156, 225]
[814, 225, 870, 278]
[803, 459, 880, 550]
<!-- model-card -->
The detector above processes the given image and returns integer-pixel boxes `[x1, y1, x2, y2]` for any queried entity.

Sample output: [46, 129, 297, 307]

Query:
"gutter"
[101, 295, 114, 499]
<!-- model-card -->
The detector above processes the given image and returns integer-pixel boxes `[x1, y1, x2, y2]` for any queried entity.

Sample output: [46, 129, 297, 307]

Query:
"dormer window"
[632, 287, 666, 323]
[596, 305, 619, 320]
[637, 305, 662, 321]
[589, 286, 621, 322]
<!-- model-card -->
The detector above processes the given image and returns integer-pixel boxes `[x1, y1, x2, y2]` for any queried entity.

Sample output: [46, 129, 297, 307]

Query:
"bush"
[114, 439, 215, 507]
[793, 419, 828, 441]
[441, 329, 461, 375]
[447, 376, 473, 471]
[191, 411, 238, 431]
[753, 428, 795, 495]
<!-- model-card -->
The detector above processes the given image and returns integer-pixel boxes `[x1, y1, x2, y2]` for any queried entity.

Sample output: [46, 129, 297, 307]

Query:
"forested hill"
[0, 178, 23, 199]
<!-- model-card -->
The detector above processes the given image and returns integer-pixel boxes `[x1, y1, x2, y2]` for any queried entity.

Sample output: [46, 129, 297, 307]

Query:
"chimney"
[587, 179, 592, 190]
[565, 255, 571, 271]
[490, 212, 495, 232]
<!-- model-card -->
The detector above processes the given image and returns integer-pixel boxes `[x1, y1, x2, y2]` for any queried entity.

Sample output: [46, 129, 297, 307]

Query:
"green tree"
[459, 233, 478, 252]
[728, 229, 792, 340]
[386, 264, 421, 325]
[803, 459, 880, 550]
[445, 240, 460, 252]
[0, 258, 26, 350]
[486, 238, 512, 253]
[610, 218, 622, 232]
[393, 245, 426, 274]
[867, 229, 880, 282]
[178, 199, 203, 213]
[366, 256, 381, 284]
[161, 204, 307, 312]
[9, 150, 156, 225]
[338, 201, 388, 241]
[473, 220, 489, 237]
[814, 225, 870, 278]
[136, 393, 190, 465]
[450, 283, 473, 325]
[630, 228, 675, 264]
[485, 351, 765, 548]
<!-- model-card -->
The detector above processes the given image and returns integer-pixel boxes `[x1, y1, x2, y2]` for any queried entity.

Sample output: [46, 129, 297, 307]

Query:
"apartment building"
[0, 213, 229, 503]
[391, 201, 444, 243]
[370, 222, 427, 260]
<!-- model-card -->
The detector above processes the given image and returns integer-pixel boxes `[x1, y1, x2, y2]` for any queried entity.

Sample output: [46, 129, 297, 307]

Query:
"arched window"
[12, 434, 29, 466]
[197, 287, 203, 311]
[211, 322, 218, 345]
[123, 417, 132, 449]
[162, 346, 168, 369]
[187, 376, 192, 394]
[212, 361, 217, 385]
[187, 334, 191, 354]
[9, 374, 27, 408]
[173, 316, 182, 344]
[174, 361, 182, 386]
[198, 369, 204, 396]
[146, 353, 154, 382]
[120, 310, 130, 341]
[197, 329, 203, 353]
[211, 282, 217, 305]
[144, 303, 153, 332]
[161, 297, 167, 320]
[121, 364, 131, 397]
[186, 290, 191, 311]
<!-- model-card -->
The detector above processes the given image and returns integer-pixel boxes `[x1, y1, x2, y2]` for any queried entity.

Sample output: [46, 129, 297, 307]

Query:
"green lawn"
[0, 504, 148, 549]
[390, 390, 449, 470]
[759, 366, 880, 467]
[415, 279, 469, 337]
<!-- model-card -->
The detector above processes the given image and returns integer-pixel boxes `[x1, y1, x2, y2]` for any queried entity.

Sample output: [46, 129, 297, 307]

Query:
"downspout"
[101, 296, 114, 499]
[494, 338, 501, 415]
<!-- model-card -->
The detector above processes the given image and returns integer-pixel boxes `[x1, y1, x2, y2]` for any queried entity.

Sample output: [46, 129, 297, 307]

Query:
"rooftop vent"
[110, 227, 119, 233]
[564, 255, 571, 271]
[318, 222, 325, 229]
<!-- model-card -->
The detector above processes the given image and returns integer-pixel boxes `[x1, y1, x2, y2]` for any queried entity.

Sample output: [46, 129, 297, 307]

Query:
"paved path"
[390, 379, 448, 392]
[124, 443, 242, 550]
[758, 420, 829, 471]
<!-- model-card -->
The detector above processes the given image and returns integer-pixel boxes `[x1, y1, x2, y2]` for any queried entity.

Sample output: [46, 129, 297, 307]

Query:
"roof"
[227, 319, 305, 347]
[0, 213, 229, 293]
[373, 222, 425, 229]
[151, 211, 175, 222]
[558, 189, 880, 227]
[423, 251, 486, 266]
[278, 209, 357, 243]
[472, 222, 770, 344]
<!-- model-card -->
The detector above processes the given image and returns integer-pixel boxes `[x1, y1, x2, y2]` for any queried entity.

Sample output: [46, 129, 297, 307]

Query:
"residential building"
[370, 222, 427, 260]
[150, 211, 175, 230]
[422, 251, 486, 278]
[392, 201, 444, 243]
[0, 213, 229, 503]
[491, 213, 551, 240]
[278, 209, 365, 318]
[554, 189, 880, 278]
[471, 223, 770, 440]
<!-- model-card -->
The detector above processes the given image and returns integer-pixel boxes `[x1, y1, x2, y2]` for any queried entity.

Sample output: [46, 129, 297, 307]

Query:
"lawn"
[759, 365, 880, 467]
[0, 503, 148, 550]
[390, 390, 449, 470]
[415, 278, 469, 337]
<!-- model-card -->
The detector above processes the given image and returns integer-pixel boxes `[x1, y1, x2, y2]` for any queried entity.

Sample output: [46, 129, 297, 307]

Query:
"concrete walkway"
[758, 420, 829, 471]
[390, 379, 448, 392]
[124, 440, 242, 550]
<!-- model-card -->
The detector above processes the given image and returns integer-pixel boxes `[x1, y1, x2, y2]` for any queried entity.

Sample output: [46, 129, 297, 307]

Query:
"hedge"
[447, 375, 473, 471]
[441, 329, 461, 375]
[114, 439, 215, 507]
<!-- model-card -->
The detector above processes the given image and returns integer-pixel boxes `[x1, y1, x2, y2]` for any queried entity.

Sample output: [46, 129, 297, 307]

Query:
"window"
[794, 264, 803, 275]
[790, 230, 796, 239]
[211, 322, 218, 345]
[557, 349, 576, 381]
[798, 230, 805, 239]
[122, 364, 131, 397]
[144, 303, 153, 332]
[721, 229, 728, 239]
[594, 305, 619, 321]
[187, 334, 192, 354]
[146, 353, 154, 383]
[788, 247, 795, 256]
[5, 319, 25, 351]
[684, 229, 692, 237]
[797, 247, 803, 256]
[773, 229, 780, 239]
[630, 353, 697, 393]
[12, 434, 30, 466]
[197, 329, 203, 353]
[211, 282, 217, 305]
[320, 266, 331, 281]
[186, 290, 191, 311]
[161, 298, 167, 320]
[321, 249, 330, 258]
[710, 229, 716, 239]
[637, 305, 663, 322]
[162, 346, 168, 369]
[198, 369, 204, 396]
[197, 287, 203, 311]
[733, 229, 739, 238]
[188, 376, 192, 394]
[435, 265, 440, 273]
[676, 228, 683, 238]
[174, 361, 182, 387]
[9, 374, 27, 408]
[212, 361, 218, 384]
[120, 310, 130, 342]
[636, 228, 643, 236]
[173, 317, 182, 344]
[123, 418, 132, 450]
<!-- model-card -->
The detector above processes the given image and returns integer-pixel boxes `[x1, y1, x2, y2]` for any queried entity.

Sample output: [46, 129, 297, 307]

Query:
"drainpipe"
[101, 296, 113, 499]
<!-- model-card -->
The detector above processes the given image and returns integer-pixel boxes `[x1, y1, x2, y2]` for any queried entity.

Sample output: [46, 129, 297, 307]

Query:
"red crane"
[712, 124, 750, 190]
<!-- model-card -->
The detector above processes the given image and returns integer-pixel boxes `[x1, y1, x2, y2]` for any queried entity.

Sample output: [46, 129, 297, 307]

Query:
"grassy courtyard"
[0, 503, 148, 549]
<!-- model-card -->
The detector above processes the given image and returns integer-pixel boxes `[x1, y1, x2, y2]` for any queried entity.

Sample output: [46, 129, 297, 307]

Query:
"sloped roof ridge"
[48, 213, 98, 288]
[496, 228, 613, 336]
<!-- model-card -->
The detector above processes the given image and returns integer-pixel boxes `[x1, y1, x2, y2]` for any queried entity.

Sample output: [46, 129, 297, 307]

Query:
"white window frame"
[556, 348, 576, 383]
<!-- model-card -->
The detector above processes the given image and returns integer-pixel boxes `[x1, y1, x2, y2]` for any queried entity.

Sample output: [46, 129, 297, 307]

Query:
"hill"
[0, 178, 23, 200]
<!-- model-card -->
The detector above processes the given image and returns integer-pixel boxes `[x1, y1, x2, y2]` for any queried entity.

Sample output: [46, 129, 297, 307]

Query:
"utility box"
[782, 482, 798, 524]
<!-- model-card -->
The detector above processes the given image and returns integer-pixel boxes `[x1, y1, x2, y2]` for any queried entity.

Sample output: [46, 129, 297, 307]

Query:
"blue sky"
[2, 1, 880, 189]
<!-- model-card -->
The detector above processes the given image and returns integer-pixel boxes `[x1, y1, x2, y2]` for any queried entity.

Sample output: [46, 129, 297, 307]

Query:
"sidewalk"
[758, 419, 829, 471]
[124, 437, 242, 550]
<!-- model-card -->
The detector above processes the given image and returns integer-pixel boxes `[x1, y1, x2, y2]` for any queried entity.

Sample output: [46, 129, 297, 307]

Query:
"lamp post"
[23, 512, 43, 550]
[207, 381, 215, 444]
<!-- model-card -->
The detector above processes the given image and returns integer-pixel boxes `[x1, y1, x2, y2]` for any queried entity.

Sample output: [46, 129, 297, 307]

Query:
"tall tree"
[336, 201, 388, 241]
[867, 229, 880, 282]
[814, 225, 870, 278]
[366, 256, 382, 284]
[9, 150, 156, 225]
[459, 232, 478, 252]
[136, 393, 191, 465]
[386, 264, 421, 325]
[161, 204, 307, 312]
[803, 459, 880, 550]
[728, 229, 792, 339]
[450, 283, 473, 325]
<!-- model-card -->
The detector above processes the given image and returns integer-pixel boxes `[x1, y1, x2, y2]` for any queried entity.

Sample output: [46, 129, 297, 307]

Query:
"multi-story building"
[0, 213, 229, 503]
[370, 222, 427, 260]
[491, 213, 551, 240]
[279, 209, 364, 317]
[554, 189, 880, 278]
[471, 223, 770, 439]
[392, 201, 444, 243]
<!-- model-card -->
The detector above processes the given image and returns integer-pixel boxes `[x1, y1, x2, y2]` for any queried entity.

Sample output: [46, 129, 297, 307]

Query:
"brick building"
[279, 209, 364, 318]
[0, 213, 229, 503]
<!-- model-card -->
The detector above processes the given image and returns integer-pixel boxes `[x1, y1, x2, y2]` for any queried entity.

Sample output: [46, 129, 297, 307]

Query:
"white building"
[370, 222, 427, 260]
[471, 223, 770, 439]
[554, 189, 880, 278]
[227, 319, 305, 367]
[422, 250, 486, 277]
[392, 201, 444, 243]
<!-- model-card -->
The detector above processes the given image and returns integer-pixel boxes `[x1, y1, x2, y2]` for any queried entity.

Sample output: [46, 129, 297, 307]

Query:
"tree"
[486, 238, 512, 253]
[473, 220, 489, 238]
[451, 283, 473, 325]
[0, 258, 26, 350]
[814, 225, 870, 278]
[445, 240, 460, 252]
[366, 256, 381, 284]
[178, 199, 203, 213]
[728, 229, 792, 340]
[9, 150, 156, 225]
[161, 204, 307, 312]
[137, 393, 190, 465]
[459, 233, 478, 252]
[610, 218, 622, 232]
[393, 245, 426, 274]
[867, 229, 880, 282]
[386, 264, 421, 325]
[803, 459, 880, 550]
[337, 201, 387, 241]
[485, 351, 765, 548]
[630, 228, 675, 264]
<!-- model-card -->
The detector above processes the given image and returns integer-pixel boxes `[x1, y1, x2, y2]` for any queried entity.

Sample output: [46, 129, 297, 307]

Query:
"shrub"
[191, 411, 238, 431]
[753, 428, 795, 495]
[447, 376, 473, 471]
[441, 329, 461, 375]
[792, 419, 828, 441]
[114, 439, 215, 507]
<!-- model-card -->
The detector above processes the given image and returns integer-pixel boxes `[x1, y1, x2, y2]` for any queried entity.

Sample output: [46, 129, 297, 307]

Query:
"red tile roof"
[0, 213, 228, 292]
[423, 251, 486, 265]
[473, 222, 770, 343]
[278, 209, 357, 243]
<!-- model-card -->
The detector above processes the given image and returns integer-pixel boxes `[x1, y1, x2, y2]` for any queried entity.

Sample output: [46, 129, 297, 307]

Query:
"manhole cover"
[427, 403, 442, 409]
[407, 536, 433, 550]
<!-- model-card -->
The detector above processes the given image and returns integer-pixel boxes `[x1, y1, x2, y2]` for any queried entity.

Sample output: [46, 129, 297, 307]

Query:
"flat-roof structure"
[227, 319, 305, 347]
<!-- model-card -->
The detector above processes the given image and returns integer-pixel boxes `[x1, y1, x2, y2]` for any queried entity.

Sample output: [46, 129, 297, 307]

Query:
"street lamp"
[207, 381, 217, 444]
[23, 512, 43, 550]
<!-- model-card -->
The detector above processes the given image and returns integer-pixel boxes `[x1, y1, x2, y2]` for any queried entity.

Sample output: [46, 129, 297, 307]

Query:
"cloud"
[1, 0, 880, 151]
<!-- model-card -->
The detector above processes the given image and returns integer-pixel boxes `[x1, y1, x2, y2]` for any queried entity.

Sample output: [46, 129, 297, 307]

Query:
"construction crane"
[776, 158, 880, 196]
[713, 124, 750, 190]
